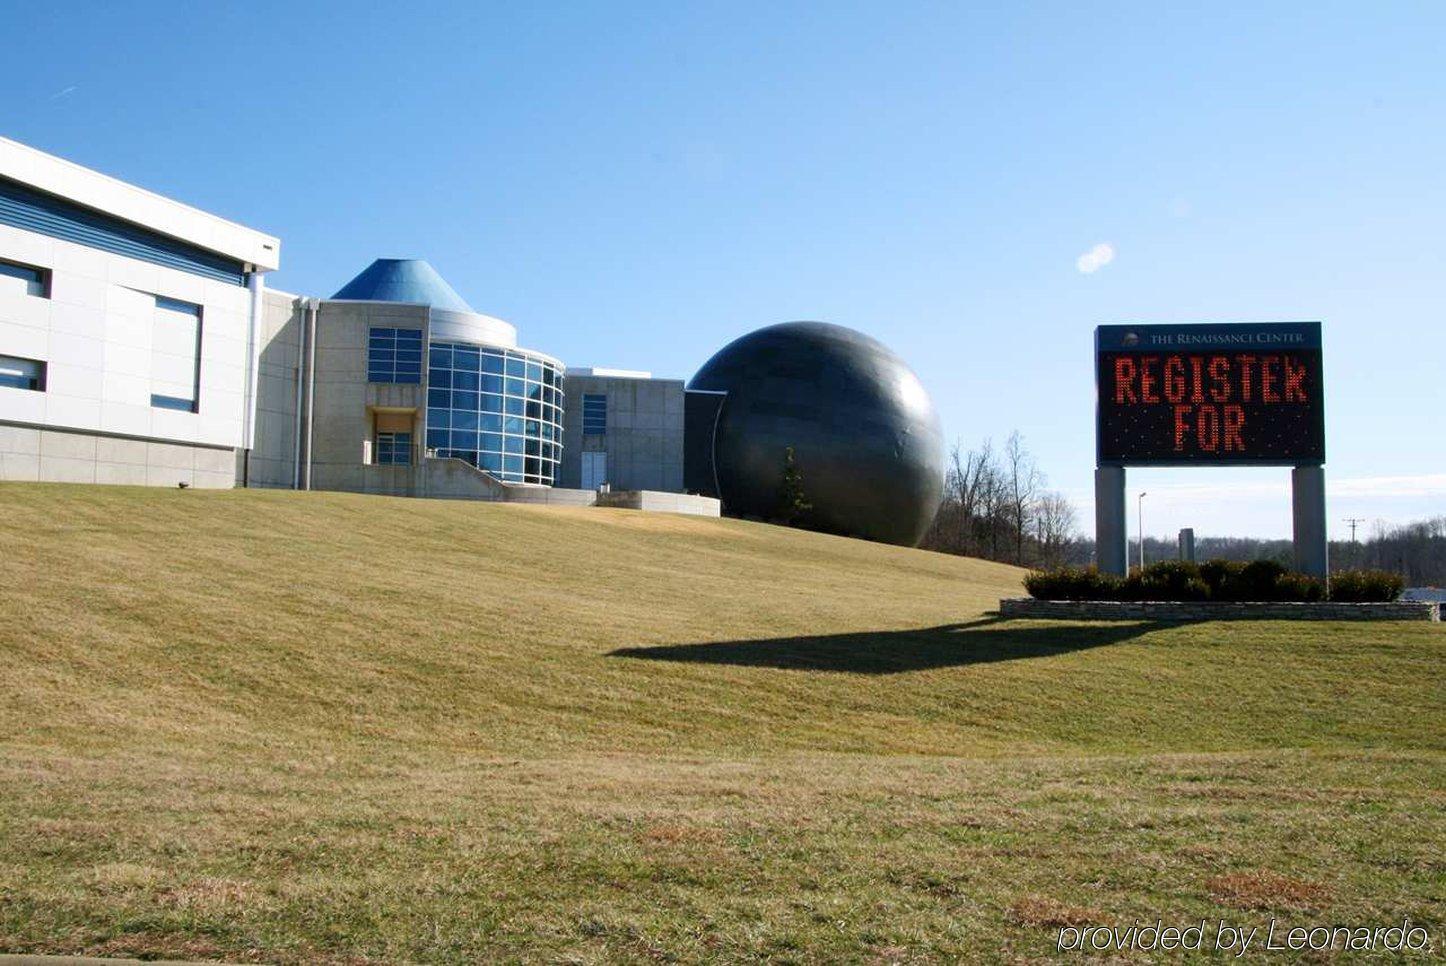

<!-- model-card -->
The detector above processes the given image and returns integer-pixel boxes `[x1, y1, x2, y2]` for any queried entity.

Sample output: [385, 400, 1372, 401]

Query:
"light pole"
[1137, 491, 1148, 571]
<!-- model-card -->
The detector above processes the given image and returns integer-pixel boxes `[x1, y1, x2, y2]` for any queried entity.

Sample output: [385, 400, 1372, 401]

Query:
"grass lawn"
[0, 484, 1441, 962]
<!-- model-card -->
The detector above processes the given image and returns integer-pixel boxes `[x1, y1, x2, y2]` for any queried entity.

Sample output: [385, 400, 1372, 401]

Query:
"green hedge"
[1328, 569, 1405, 602]
[1024, 560, 1400, 603]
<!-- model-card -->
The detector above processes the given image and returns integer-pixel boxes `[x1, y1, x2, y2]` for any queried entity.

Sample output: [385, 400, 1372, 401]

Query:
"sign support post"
[1291, 464, 1329, 578]
[1095, 465, 1128, 576]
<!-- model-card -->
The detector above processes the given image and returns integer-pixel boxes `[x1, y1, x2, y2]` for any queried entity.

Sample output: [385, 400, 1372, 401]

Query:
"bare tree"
[921, 433, 1084, 571]
[1034, 491, 1079, 568]
[1003, 431, 1042, 565]
[924, 438, 1004, 558]
[936, 443, 971, 554]
[977, 446, 1008, 560]
[957, 439, 996, 556]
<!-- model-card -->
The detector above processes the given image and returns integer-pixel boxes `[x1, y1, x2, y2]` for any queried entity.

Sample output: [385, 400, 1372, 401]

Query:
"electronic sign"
[1096, 322, 1324, 466]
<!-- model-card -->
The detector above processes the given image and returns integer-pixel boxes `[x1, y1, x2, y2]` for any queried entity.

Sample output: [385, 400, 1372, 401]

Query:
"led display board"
[1096, 322, 1324, 466]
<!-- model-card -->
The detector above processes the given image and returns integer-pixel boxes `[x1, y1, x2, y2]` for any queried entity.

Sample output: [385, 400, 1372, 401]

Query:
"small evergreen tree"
[777, 446, 812, 527]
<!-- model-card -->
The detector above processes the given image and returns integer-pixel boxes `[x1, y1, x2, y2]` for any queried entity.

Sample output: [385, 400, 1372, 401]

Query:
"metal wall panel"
[0, 177, 247, 285]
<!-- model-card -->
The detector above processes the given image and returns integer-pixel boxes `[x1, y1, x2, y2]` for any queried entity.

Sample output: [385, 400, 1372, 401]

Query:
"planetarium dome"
[688, 321, 944, 546]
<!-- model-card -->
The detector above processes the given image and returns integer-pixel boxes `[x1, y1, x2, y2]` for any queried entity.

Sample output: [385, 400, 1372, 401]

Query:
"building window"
[582, 393, 606, 435]
[376, 431, 412, 465]
[0, 355, 45, 391]
[425, 341, 564, 484]
[0, 260, 48, 298]
[368, 328, 423, 384]
[150, 295, 201, 413]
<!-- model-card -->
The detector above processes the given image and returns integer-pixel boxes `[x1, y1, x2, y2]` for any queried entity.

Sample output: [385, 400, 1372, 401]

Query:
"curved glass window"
[425, 341, 564, 484]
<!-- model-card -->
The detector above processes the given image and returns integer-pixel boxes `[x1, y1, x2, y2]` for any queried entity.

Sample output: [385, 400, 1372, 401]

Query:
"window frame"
[149, 294, 202, 414]
[375, 430, 413, 466]
[582, 393, 607, 435]
[0, 258, 51, 298]
[0, 354, 47, 392]
[367, 327, 424, 384]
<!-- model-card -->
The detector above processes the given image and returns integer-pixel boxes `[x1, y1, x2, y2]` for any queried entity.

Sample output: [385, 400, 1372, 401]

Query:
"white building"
[0, 138, 729, 517]
[0, 137, 279, 486]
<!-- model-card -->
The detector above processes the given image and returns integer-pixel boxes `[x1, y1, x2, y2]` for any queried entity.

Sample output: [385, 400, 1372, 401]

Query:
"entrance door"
[581, 451, 607, 490]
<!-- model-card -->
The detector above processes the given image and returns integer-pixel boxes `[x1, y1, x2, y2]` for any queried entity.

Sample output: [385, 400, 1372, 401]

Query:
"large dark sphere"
[689, 321, 944, 546]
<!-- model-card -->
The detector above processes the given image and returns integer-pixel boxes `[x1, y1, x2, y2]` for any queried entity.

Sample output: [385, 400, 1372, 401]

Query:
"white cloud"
[1076, 242, 1115, 274]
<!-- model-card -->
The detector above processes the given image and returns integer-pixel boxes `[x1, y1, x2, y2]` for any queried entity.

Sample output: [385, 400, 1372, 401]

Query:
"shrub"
[775, 446, 812, 527]
[1275, 571, 1327, 602]
[1199, 559, 1246, 599]
[1237, 559, 1290, 601]
[1134, 560, 1209, 601]
[1329, 569, 1404, 602]
[1024, 561, 1391, 604]
[1024, 566, 1122, 601]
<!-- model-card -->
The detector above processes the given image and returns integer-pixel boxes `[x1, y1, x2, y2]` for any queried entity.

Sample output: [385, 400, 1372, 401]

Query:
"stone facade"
[999, 598, 1441, 622]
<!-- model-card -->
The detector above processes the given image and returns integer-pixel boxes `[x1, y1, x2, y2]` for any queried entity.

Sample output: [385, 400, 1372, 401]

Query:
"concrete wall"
[244, 297, 429, 495]
[241, 289, 304, 487]
[421, 456, 595, 506]
[558, 374, 684, 492]
[0, 422, 234, 487]
[595, 489, 721, 517]
[306, 301, 427, 496]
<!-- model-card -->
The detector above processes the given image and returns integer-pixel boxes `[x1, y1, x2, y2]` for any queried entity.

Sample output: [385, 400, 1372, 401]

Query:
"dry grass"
[1005, 896, 1103, 929]
[1205, 871, 1332, 912]
[0, 483, 1442, 962]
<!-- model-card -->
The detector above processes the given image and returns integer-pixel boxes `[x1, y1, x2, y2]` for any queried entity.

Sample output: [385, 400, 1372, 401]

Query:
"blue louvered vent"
[0, 177, 247, 286]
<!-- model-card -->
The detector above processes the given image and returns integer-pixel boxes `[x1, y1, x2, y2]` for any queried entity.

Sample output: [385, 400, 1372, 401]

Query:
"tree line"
[922, 436, 1446, 586]
[1103, 518, 1446, 584]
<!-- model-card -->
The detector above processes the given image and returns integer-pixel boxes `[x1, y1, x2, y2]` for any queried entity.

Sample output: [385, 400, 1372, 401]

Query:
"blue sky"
[7, 2, 1443, 537]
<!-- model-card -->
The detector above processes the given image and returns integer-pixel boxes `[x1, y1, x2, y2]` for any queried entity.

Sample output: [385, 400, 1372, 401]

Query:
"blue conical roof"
[331, 258, 474, 313]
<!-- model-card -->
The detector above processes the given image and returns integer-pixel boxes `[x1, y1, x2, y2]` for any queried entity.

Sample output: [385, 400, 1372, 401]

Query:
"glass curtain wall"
[425, 341, 564, 484]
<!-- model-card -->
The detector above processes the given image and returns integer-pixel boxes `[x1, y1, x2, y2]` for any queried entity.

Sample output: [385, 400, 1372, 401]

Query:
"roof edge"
[0, 136, 280, 271]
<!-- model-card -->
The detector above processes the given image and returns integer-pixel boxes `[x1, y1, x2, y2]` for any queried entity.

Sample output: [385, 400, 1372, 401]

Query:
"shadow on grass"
[610, 616, 1167, 675]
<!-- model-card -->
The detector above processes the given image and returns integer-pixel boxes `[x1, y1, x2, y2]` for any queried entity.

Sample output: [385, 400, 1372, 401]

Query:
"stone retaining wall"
[1000, 598, 1440, 622]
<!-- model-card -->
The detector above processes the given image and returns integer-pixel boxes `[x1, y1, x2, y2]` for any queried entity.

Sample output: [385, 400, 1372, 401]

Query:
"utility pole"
[1137, 491, 1148, 571]
[1343, 517, 1365, 569]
